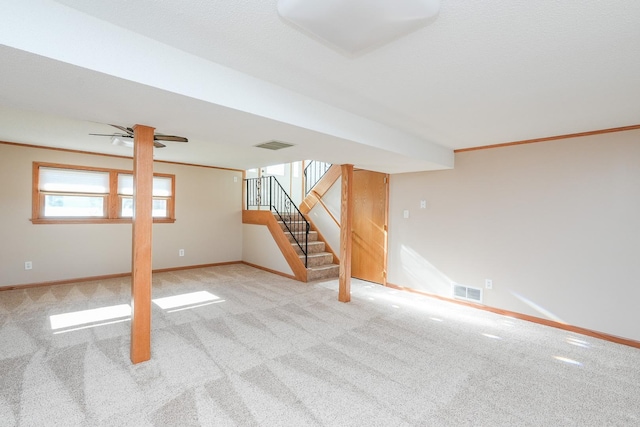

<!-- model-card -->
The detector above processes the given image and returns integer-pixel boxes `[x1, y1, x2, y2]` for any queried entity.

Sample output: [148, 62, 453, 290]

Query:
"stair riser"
[278, 222, 307, 232]
[293, 242, 325, 254]
[307, 265, 340, 281]
[301, 253, 333, 267]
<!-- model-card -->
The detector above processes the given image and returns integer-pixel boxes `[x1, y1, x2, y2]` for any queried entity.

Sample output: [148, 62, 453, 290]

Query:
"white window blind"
[39, 168, 109, 194]
[153, 177, 172, 197]
[118, 175, 172, 197]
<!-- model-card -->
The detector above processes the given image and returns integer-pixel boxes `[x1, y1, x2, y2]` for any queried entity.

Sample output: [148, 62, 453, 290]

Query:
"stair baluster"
[303, 161, 332, 196]
[245, 176, 310, 267]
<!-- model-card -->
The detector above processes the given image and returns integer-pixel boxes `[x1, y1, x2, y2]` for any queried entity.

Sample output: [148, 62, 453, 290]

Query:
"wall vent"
[452, 283, 483, 303]
[255, 140, 294, 150]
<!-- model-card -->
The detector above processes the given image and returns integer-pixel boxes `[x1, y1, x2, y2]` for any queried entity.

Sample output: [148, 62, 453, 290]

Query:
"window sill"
[30, 218, 176, 225]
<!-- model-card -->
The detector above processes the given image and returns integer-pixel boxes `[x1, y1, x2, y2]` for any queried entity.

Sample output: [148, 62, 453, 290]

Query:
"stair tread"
[301, 252, 332, 258]
[307, 264, 339, 270]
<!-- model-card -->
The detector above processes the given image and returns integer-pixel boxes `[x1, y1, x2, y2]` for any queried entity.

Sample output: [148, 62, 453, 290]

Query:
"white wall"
[387, 130, 640, 341]
[0, 143, 243, 287]
[242, 224, 294, 276]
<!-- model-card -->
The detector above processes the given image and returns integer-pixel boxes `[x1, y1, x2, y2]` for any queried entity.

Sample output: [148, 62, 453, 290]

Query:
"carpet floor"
[1, 264, 639, 426]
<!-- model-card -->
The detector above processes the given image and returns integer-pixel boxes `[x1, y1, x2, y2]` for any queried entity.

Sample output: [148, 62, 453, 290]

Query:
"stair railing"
[304, 161, 332, 196]
[245, 176, 310, 267]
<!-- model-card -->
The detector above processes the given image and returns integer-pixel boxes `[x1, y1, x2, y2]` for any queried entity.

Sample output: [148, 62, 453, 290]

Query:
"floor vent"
[452, 283, 483, 303]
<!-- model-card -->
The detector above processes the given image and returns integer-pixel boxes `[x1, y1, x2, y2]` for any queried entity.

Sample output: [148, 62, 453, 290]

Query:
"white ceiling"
[1, 0, 639, 173]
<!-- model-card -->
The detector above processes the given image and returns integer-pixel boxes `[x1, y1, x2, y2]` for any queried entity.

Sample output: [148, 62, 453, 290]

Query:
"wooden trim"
[31, 161, 176, 223]
[130, 124, 154, 364]
[161, 172, 176, 220]
[300, 164, 341, 214]
[30, 218, 176, 225]
[386, 283, 640, 350]
[242, 210, 307, 282]
[154, 160, 243, 172]
[31, 162, 39, 220]
[0, 262, 243, 292]
[241, 261, 297, 281]
[109, 172, 119, 219]
[1, 272, 133, 291]
[151, 261, 241, 274]
[382, 174, 390, 286]
[339, 164, 353, 302]
[454, 124, 640, 153]
[35, 161, 123, 174]
[0, 140, 243, 172]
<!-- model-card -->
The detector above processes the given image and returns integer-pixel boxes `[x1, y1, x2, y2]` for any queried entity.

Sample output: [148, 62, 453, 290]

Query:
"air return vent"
[255, 140, 294, 150]
[452, 283, 483, 303]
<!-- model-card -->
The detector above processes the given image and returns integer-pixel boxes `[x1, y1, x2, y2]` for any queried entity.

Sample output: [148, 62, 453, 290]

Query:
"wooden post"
[130, 124, 154, 364]
[339, 164, 354, 302]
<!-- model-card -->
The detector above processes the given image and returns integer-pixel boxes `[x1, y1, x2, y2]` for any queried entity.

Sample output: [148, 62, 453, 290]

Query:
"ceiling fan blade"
[92, 126, 181, 148]
[154, 134, 188, 143]
[89, 133, 129, 137]
[109, 124, 134, 135]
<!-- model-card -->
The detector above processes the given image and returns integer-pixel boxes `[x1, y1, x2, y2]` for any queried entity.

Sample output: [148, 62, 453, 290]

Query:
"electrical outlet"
[24, 261, 33, 270]
[485, 279, 493, 289]
[179, 249, 185, 257]
[420, 200, 426, 209]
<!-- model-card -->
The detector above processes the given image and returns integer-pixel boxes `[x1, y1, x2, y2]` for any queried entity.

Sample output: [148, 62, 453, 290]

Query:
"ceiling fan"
[90, 124, 188, 148]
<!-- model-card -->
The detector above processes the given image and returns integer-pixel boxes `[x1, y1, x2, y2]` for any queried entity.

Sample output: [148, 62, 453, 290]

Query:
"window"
[32, 162, 175, 224]
[117, 174, 173, 218]
[265, 164, 285, 176]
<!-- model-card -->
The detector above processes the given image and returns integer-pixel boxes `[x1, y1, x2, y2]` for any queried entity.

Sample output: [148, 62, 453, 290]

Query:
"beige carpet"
[1, 264, 639, 426]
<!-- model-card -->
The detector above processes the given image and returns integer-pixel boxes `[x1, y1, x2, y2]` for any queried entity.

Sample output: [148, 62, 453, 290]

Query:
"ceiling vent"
[452, 283, 483, 303]
[255, 140, 295, 150]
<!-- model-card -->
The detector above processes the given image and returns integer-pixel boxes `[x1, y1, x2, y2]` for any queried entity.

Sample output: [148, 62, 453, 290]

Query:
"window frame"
[31, 162, 176, 224]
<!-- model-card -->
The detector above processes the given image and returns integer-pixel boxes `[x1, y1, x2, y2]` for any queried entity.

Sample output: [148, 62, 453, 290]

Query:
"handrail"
[304, 161, 332, 196]
[245, 176, 310, 267]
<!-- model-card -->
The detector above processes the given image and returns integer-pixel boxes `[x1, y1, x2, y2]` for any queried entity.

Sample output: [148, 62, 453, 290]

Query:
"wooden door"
[352, 170, 388, 285]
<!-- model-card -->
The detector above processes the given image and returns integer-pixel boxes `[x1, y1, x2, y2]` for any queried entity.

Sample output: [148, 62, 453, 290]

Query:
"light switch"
[420, 200, 426, 209]
[403, 209, 410, 219]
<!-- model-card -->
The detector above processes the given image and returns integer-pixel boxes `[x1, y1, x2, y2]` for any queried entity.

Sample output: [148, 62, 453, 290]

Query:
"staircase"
[245, 173, 339, 282]
[276, 213, 340, 281]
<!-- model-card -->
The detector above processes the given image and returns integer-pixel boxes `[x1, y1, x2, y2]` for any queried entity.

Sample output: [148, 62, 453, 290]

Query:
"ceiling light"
[277, 0, 440, 56]
[111, 135, 134, 148]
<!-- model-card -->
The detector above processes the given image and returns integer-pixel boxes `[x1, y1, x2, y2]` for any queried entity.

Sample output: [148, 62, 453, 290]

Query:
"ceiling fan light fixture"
[111, 135, 134, 148]
[277, 0, 441, 56]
